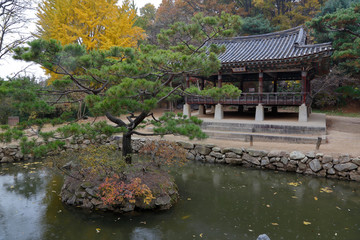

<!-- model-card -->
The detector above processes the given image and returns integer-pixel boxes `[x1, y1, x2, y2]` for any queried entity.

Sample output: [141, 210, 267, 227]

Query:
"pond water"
[0, 161, 360, 240]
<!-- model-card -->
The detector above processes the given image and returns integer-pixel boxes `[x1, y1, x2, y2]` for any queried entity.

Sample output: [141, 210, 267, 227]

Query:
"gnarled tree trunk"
[122, 132, 132, 164]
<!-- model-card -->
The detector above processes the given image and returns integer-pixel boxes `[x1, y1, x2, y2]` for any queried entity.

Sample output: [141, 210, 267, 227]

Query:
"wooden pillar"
[273, 75, 278, 93]
[185, 75, 190, 89]
[218, 72, 222, 88]
[259, 72, 263, 94]
[301, 71, 307, 104]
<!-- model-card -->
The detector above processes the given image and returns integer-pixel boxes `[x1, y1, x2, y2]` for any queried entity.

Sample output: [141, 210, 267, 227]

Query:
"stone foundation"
[1, 135, 360, 182]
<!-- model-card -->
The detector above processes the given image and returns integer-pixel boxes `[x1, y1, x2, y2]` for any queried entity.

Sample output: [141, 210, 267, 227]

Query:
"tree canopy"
[36, 0, 145, 51]
[14, 13, 242, 163]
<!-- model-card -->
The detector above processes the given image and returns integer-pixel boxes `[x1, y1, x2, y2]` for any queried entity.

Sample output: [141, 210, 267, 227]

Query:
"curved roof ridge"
[296, 42, 332, 48]
[212, 25, 304, 42]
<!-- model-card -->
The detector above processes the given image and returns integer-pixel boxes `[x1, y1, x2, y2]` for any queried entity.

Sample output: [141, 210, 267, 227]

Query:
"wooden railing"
[186, 92, 307, 106]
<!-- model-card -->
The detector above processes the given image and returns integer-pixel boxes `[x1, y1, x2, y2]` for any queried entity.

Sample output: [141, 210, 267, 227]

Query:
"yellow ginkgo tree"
[36, 0, 145, 51]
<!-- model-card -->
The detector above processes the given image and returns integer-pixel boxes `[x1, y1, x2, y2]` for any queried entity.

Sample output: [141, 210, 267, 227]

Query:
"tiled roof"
[210, 26, 332, 66]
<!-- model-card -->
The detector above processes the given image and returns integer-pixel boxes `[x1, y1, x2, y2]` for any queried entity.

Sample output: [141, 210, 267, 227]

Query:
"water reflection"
[0, 161, 359, 240]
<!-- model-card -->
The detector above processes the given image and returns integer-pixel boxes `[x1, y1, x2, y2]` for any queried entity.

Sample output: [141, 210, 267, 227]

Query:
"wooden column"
[301, 71, 307, 104]
[218, 72, 222, 88]
[259, 72, 264, 94]
[273, 75, 278, 93]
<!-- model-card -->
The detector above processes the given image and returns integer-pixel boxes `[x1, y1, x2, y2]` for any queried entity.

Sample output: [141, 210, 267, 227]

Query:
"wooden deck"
[186, 92, 307, 106]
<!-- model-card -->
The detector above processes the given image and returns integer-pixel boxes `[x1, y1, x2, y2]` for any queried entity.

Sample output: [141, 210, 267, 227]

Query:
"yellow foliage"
[36, 0, 145, 51]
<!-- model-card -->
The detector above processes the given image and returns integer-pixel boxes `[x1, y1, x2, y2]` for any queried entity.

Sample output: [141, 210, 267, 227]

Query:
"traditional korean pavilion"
[183, 26, 333, 122]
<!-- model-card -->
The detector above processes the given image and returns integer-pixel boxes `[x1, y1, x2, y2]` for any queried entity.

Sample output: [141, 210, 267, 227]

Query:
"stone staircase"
[201, 118, 327, 144]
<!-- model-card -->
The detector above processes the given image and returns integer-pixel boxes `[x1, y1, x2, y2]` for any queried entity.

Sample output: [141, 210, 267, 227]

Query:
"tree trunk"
[122, 133, 132, 164]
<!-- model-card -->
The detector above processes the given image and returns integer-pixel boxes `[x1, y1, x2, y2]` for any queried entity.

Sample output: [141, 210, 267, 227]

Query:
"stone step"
[203, 130, 327, 144]
[201, 121, 326, 135]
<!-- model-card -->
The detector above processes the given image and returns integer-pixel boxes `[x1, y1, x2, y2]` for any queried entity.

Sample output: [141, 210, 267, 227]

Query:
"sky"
[0, 0, 162, 79]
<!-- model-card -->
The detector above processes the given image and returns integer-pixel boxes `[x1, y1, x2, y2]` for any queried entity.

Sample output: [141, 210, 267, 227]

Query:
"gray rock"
[205, 144, 216, 148]
[121, 203, 135, 212]
[269, 157, 277, 163]
[242, 153, 260, 165]
[327, 168, 336, 175]
[85, 187, 96, 197]
[177, 141, 194, 150]
[301, 157, 308, 163]
[83, 140, 91, 145]
[225, 152, 238, 158]
[229, 148, 243, 155]
[195, 155, 204, 162]
[186, 152, 195, 161]
[290, 151, 305, 160]
[257, 234, 271, 240]
[273, 162, 284, 168]
[334, 163, 358, 172]
[316, 153, 324, 158]
[268, 150, 281, 158]
[306, 151, 316, 158]
[322, 155, 333, 164]
[280, 157, 289, 165]
[350, 172, 360, 181]
[352, 158, 360, 166]
[247, 149, 269, 157]
[339, 154, 351, 163]
[298, 163, 307, 171]
[194, 145, 211, 155]
[322, 163, 333, 170]
[225, 158, 241, 164]
[155, 195, 171, 206]
[221, 148, 233, 154]
[261, 158, 270, 166]
[210, 152, 223, 159]
[1, 156, 14, 163]
[212, 147, 221, 152]
[205, 155, 215, 163]
[309, 159, 322, 172]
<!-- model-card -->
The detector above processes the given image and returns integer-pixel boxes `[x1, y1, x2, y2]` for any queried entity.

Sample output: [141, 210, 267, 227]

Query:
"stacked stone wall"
[1, 136, 360, 182]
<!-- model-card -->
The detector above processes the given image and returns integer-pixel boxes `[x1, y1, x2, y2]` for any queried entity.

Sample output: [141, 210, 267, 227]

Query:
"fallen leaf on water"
[336, 206, 341, 210]
[29, 171, 36, 173]
[291, 196, 298, 199]
[288, 181, 302, 187]
[314, 197, 318, 201]
[273, 192, 277, 195]
[320, 187, 333, 193]
[96, 228, 101, 233]
[182, 215, 190, 220]
[271, 223, 279, 226]
[187, 198, 191, 201]
[266, 204, 270, 208]
[199, 233, 203, 238]
[303, 221, 311, 225]
[140, 221, 146, 224]
[10, 185, 14, 189]
[248, 229, 253, 232]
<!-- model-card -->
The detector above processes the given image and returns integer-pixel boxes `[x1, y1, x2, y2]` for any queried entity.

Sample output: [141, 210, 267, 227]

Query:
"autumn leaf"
[314, 197, 318, 201]
[199, 233, 203, 238]
[266, 204, 270, 208]
[271, 223, 279, 226]
[96, 228, 101, 233]
[291, 196, 298, 199]
[303, 221, 311, 225]
[182, 215, 190, 220]
[320, 187, 333, 193]
[288, 181, 302, 187]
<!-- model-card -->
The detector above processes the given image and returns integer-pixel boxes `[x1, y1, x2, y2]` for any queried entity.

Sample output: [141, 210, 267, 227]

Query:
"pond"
[0, 160, 359, 240]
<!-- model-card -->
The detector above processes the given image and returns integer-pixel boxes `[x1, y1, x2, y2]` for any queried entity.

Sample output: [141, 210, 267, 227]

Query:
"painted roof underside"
[211, 26, 332, 65]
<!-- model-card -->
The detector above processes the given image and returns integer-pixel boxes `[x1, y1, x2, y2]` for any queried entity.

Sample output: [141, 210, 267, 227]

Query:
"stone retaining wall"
[1, 135, 360, 182]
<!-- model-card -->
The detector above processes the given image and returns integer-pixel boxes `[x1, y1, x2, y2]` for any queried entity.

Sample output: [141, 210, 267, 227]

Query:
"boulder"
[261, 157, 270, 166]
[257, 234, 271, 240]
[322, 163, 333, 170]
[305, 151, 316, 158]
[186, 152, 195, 161]
[1, 156, 14, 163]
[247, 149, 269, 157]
[212, 147, 221, 152]
[205, 155, 215, 163]
[334, 163, 358, 172]
[194, 145, 211, 155]
[339, 154, 351, 163]
[280, 157, 289, 165]
[225, 152, 238, 158]
[242, 153, 260, 165]
[322, 155, 333, 164]
[309, 159, 322, 172]
[210, 152, 224, 159]
[176, 141, 194, 150]
[350, 172, 360, 181]
[327, 168, 336, 175]
[352, 158, 360, 166]
[290, 151, 305, 160]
